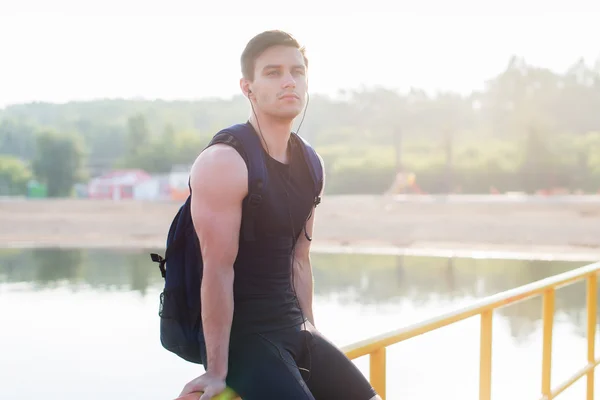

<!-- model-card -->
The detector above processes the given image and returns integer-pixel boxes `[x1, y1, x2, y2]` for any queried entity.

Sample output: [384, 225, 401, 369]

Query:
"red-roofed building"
[87, 169, 152, 200]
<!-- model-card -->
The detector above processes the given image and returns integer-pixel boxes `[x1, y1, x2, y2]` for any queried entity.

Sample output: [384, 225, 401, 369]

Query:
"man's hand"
[178, 371, 227, 400]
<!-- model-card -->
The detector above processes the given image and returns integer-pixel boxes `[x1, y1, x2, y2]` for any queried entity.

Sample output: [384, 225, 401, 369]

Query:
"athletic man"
[178, 30, 382, 400]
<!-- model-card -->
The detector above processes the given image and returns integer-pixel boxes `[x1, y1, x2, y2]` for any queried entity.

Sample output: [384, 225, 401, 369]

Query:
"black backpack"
[150, 123, 323, 364]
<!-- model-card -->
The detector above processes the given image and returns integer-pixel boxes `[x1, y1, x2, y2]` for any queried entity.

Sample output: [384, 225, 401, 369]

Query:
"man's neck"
[248, 114, 294, 164]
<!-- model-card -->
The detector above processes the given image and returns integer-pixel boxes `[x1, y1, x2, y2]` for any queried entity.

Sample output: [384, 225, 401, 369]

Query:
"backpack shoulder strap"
[293, 133, 324, 207]
[206, 122, 267, 241]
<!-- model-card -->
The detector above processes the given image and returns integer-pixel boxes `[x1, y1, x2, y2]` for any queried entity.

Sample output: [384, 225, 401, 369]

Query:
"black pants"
[202, 321, 377, 400]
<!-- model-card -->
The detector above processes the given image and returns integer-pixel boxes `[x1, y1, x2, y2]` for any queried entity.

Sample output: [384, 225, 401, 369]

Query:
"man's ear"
[240, 78, 251, 97]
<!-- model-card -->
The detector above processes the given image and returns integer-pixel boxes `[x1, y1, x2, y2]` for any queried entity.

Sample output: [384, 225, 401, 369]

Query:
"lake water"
[0, 248, 598, 400]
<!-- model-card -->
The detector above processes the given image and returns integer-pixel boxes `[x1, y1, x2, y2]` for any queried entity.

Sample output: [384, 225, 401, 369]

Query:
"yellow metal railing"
[341, 261, 600, 400]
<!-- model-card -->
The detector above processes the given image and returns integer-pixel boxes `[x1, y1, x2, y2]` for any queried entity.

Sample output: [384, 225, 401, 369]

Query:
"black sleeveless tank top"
[229, 125, 317, 336]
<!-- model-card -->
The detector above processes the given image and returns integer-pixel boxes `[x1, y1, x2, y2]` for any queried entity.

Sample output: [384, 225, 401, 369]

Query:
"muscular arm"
[293, 154, 325, 328]
[189, 144, 248, 380]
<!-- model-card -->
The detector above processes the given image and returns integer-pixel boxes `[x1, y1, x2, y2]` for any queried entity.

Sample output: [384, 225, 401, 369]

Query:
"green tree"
[0, 155, 33, 195]
[518, 127, 556, 192]
[32, 131, 86, 197]
[127, 113, 151, 157]
[0, 118, 38, 159]
[120, 129, 207, 173]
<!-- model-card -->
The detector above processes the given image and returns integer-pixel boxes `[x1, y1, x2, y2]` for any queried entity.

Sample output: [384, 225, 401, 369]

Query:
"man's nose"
[282, 73, 296, 88]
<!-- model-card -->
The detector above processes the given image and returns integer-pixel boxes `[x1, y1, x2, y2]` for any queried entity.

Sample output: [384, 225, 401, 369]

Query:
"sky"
[1, 0, 599, 108]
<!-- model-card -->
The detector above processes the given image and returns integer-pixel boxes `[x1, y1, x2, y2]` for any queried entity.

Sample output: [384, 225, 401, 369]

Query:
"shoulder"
[316, 152, 325, 170]
[293, 134, 326, 195]
[189, 143, 248, 194]
[294, 134, 325, 169]
[316, 152, 326, 194]
[307, 142, 326, 176]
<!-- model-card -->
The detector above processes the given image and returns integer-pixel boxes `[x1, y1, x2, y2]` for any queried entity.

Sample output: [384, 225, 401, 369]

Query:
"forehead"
[254, 45, 305, 70]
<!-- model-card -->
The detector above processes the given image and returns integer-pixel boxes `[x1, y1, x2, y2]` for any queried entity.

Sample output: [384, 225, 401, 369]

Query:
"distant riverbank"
[2, 195, 600, 262]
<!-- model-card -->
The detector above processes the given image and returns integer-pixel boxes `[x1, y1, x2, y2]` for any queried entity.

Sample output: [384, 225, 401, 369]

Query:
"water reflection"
[0, 248, 596, 400]
[0, 248, 151, 293]
[0, 248, 593, 343]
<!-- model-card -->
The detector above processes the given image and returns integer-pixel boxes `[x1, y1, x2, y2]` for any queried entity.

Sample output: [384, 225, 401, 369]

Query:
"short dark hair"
[241, 30, 308, 81]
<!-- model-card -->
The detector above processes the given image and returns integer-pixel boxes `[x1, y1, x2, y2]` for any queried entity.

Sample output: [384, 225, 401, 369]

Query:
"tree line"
[1, 55, 599, 196]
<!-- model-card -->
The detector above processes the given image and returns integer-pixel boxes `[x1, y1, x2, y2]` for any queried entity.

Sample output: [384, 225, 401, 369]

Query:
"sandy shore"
[2, 195, 600, 261]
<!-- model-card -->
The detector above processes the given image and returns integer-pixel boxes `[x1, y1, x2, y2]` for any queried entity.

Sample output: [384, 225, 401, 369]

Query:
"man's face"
[246, 45, 308, 121]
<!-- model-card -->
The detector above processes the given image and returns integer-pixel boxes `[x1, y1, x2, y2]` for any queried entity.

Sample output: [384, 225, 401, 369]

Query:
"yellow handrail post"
[479, 310, 493, 400]
[541, 289, 555, 399]
[586, 274, 597, 400]
[370, 347, 386, 400]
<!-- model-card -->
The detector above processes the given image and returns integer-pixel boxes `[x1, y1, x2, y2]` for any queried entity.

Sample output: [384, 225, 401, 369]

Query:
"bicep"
[189, 145, 248, 269]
